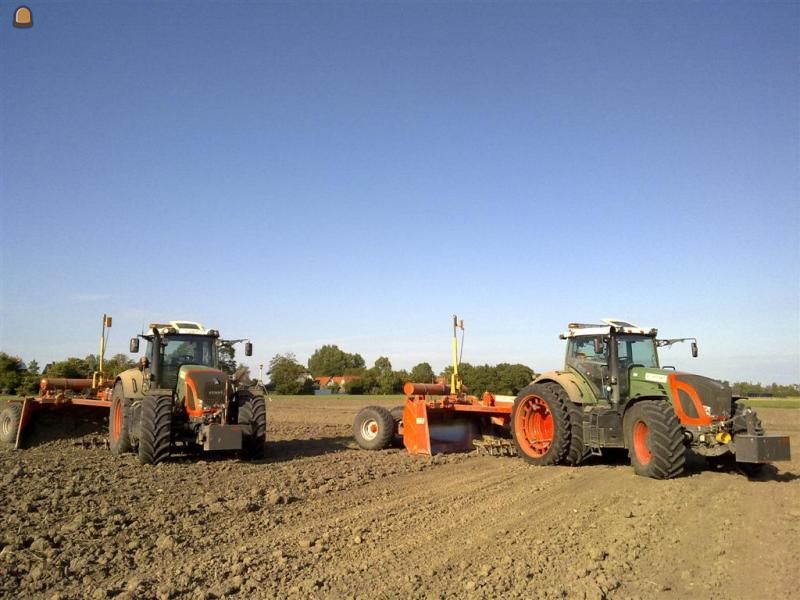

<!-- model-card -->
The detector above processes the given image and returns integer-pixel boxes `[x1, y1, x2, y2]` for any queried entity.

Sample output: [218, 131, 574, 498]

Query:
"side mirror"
[130, 338, 140, 353]
[691, 342, 698, 358]
[593, 338, 604, 355]
[244, 342, 252, 357]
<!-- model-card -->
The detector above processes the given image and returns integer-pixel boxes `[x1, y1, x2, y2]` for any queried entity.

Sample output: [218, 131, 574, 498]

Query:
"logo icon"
[13, 6, 33, 29]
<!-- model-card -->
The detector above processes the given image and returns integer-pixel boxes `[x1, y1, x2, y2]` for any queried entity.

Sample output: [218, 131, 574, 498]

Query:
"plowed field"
[1, 397, 798, 599]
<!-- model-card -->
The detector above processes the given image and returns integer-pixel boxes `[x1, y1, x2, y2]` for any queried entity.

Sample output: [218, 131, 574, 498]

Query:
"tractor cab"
[131, 321, 222, 391]
[561, 319, 694, 405]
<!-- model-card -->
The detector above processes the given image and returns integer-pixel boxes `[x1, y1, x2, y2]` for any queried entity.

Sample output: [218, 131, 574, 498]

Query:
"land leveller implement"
[352, 317, 791, 479]
[0, 316, 267, 464]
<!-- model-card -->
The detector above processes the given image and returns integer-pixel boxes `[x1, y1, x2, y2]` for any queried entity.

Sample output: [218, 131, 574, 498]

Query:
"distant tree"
[441, 362, 535, 396]
[217, 341, 237, 375]
[0, 353, 26, 394]
[343, 379, 364, 394]
[393, 369, 410, 393]
[308, 345, 366, 377]
[20, 359, 41, 395]
[103, 354, 136, 377]
[45, 357, 91, 379]
[409, 362, 436, 384]
[373, 356, 394, 395]
[269, 353, 311, 395]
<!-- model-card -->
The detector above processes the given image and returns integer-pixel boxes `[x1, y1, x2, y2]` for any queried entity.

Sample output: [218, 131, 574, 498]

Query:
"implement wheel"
[109, 382, 132, 455]
[390, 405, 404, 448]
[353, 406, 394, 450]
[511, 384, 570, 465]
[138, 396, 173, 465]
[625, 400, 685, 479]
[0, 403, 22, 444]
[238, 391, 267, 460]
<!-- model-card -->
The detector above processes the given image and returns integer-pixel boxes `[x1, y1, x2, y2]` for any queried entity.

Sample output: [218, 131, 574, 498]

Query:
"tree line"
[0, 352, 136, 395]
[265, 344, 536, 396]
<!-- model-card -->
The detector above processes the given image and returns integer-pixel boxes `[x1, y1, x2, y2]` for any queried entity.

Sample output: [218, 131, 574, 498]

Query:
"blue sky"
[1, 1, 798, 383]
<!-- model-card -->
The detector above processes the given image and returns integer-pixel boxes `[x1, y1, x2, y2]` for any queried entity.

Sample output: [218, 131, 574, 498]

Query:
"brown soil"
[1, 398, 798, 599]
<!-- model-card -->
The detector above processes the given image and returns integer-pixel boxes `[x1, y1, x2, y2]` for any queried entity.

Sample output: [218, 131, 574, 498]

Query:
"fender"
[533, 371, 589, 404]
[116, 368, 145, 399]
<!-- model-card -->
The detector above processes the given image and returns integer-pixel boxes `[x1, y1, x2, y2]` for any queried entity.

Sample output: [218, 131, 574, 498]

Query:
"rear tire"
[625, 400, 685, 479]
[511, 384, 570, 465]
[390, 405, 404, 448]
[0, 403, 22, 444]
[353, 406, 394, 450]
[109, 382, 132, 455]
[238, 391, 267, 460]
[543, 383, 586, 466]
[138, 396, 172, 465]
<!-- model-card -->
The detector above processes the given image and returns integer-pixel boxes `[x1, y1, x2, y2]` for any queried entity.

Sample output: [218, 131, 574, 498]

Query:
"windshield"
[616, 335, 659, 369]
[154, 335, 218, 388]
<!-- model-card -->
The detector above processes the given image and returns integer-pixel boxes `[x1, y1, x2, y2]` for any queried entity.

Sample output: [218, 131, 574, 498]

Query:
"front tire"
[353, 406, 394, 450]
[109, 382, 132, 455]
[238, 391, 267, 460]
[138, 396, 172, 465]
[625, 400, 685, 479]
[511, 384, 570, 465]
[0, 403, 22, 444]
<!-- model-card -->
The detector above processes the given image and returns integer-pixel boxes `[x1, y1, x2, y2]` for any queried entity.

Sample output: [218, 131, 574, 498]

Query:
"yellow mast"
[94, 314, 112, 388]
[450, 315, 464, 394]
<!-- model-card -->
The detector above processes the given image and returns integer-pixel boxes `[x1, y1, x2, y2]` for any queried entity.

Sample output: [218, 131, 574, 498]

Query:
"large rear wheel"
[109, 382, 132, 455]
[353, 406, 394, 450]
[543, 383, 585, 466]
[511, 384, 570, 465]
[238, 391, 267, 460]
[138, 396, 173, 465]
[625, 400, 685, 479]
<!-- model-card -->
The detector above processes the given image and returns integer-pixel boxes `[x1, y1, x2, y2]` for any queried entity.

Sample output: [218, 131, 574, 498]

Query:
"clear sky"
[1, 1, 798, 383]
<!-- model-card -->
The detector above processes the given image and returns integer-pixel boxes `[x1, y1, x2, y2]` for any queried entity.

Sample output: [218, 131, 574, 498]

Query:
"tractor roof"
[560, 318, 657, 339]
[148, 321, 215, 336]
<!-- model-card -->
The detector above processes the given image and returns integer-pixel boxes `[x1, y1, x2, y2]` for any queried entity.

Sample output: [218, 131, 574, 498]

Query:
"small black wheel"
[238, 391, 267, 460]
[138, 396, 173, 465]
[625, 400, 685, 479]
[0, 403, 22, 444]
[353, 406, 394, 450]
[390, 405, 404, 448]
[511, 384, 571, 466]
[109, 382, 133, 455]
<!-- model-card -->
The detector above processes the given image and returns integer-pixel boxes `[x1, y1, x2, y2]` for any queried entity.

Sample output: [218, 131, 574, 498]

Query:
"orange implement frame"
[11, 388, 111, 449]
[401, 388, 512, 455]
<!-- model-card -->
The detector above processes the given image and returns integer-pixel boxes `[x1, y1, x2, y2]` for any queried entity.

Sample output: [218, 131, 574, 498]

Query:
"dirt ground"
[1, 396, 798, 600]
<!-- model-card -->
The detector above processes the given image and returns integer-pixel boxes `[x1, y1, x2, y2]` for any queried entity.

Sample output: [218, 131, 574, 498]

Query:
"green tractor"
[111, 321, 266, 464]
[511, 319, 791, 478]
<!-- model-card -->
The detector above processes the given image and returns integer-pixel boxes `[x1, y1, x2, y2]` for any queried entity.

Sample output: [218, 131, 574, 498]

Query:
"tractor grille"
[186, 371, 227, 409]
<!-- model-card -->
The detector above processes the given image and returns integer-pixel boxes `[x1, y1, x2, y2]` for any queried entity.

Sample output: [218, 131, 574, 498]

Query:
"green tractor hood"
[630, 367, 733, 425]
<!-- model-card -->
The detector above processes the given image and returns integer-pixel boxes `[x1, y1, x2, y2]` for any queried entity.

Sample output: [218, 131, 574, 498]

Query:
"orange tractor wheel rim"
[111, 400, 122, 441]
[633, 420, 651, 464]
[515, 395, 554, 457]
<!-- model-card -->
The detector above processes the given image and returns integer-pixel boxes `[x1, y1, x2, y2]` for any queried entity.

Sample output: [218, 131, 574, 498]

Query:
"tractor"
[512, 319, 791, 477]
[353, 317, 790, 479]
[111, 321, 267, 464]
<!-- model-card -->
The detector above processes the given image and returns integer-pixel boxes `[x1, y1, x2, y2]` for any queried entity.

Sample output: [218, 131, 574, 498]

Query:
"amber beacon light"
[13, 6, 33, 28]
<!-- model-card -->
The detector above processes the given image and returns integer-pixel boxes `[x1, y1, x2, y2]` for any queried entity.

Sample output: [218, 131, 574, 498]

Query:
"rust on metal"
[403, 382, 451, 396]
